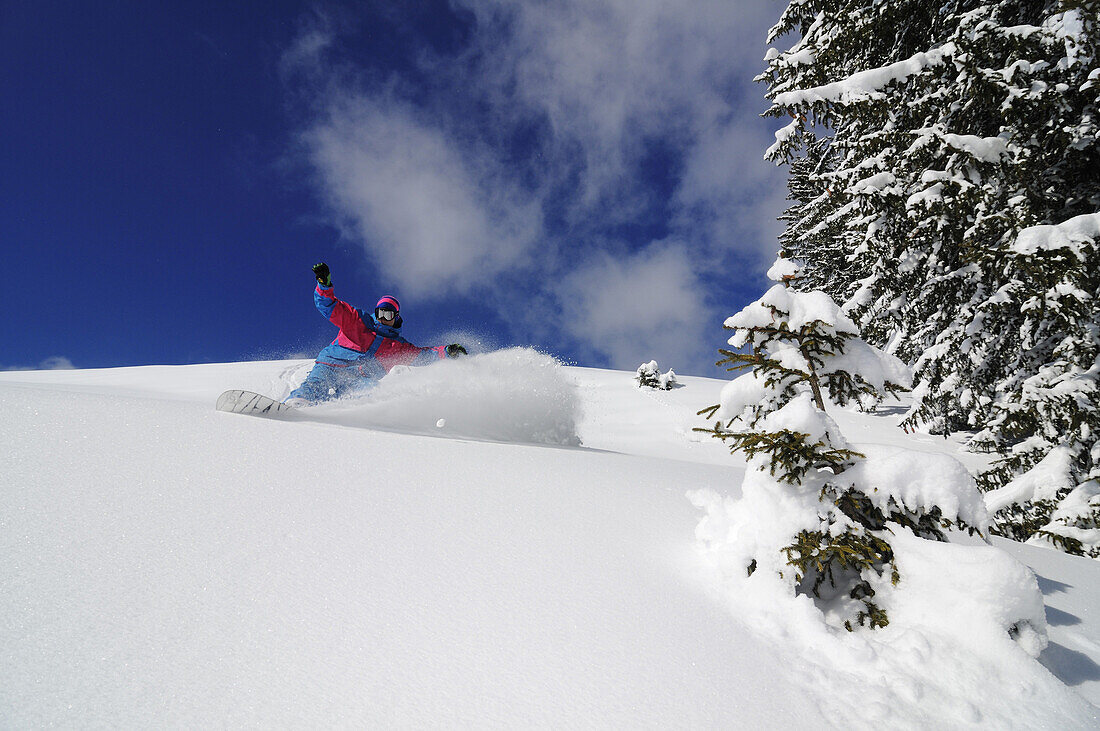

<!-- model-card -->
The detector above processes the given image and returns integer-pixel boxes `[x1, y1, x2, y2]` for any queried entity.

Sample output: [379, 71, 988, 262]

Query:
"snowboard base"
[216, 390, 299, 419]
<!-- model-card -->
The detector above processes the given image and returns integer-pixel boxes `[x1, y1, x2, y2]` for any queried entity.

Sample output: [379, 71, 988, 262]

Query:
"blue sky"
[2, 0, 788, 376]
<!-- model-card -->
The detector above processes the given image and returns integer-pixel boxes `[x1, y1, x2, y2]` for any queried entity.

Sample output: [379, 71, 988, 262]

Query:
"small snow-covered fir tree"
[635, 361, 678, 390]
[693, 256, 985, 630]
[704, 255, 909, 419]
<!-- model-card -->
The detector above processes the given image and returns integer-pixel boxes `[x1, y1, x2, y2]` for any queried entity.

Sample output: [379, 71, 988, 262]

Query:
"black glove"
[312, 262, 331, 287]
[445, 344, 467, 358]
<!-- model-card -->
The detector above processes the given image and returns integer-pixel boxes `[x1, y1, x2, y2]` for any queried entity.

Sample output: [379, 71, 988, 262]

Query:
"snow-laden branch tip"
[772, 43, 956, 107]
[1011, 212, 1100, 258]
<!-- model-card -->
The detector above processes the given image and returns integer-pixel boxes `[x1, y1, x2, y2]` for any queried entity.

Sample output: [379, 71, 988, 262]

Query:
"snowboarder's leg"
[287, 344, 364, 404]
[346, 353, 385, 396]
[287, 362, 339, 403]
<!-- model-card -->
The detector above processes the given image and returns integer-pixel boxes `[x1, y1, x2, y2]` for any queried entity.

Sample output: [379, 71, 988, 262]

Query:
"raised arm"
[310, 262, 373, 338]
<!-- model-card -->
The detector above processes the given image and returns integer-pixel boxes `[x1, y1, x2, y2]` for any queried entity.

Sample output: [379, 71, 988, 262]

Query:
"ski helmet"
[375, 295, 402, 327]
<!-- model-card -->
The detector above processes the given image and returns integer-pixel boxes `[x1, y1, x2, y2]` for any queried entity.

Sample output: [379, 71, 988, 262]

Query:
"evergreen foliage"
[761, 0, 1100, 556]
[969, 216, 1100, 556]
[695, 258, 977, 629]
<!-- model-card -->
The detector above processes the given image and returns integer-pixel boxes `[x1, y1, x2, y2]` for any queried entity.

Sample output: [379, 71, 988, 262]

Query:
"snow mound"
[688, 490, 1092, 728]
[1011, 211, 1100, 256]
[307, 347, 581, 446]
[985, 445, 1077, 514]
[842, 445, 989, 531]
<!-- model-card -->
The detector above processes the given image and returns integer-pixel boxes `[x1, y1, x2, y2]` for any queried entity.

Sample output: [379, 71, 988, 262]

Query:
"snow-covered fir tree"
[694, 257, 988, 629]
[635, 360, 678, 390]
[760, 0, 1100, 556]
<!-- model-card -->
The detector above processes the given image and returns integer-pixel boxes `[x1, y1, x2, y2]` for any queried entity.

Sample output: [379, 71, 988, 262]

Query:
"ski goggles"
[376, 308, 397, 321]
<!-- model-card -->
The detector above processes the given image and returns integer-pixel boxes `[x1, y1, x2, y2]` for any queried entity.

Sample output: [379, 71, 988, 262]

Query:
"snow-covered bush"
[635, 360, 677, 390]
[694, 258, 987, 631]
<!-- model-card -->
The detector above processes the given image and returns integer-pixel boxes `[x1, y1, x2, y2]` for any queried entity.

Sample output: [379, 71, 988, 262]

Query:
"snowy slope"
[1, 354, 1098, 728]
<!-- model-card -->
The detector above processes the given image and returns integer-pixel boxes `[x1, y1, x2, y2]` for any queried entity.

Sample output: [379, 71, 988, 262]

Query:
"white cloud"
[305, 97, 541, 297]
[676, 120, 788, 261]
[459, 0, 786, 234]
[557, 243, 711, 370]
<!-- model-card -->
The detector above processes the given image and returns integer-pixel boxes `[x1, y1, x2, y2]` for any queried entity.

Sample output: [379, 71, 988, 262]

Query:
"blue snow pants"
[288, 343, 384, 403]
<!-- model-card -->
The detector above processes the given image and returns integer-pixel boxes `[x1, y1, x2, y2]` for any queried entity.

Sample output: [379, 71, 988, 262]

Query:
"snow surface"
[765, 118, 800, 159]
[821, 337, 913, 392]
[841, 445, 989, 530]
[940, 132, 1010, 163]
[848, 171, 897, 195]
[2, 356, 1099, 727]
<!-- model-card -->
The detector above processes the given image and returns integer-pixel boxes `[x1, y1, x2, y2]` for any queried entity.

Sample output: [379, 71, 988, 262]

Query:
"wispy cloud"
[558, 242, 711, 370]
[3, 356, 77, 371]
[676, 120, 790, 258]
[463, 0, 782, 236]
[305, 96, 541, 297]
[282, 0, 786, 372]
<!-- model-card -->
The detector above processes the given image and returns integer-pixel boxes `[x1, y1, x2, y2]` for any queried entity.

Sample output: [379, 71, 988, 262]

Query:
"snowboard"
[216, 390, 300, 419]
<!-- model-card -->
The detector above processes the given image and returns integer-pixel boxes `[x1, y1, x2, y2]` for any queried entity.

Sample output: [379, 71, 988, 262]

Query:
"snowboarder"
[285, 262, 466, 406]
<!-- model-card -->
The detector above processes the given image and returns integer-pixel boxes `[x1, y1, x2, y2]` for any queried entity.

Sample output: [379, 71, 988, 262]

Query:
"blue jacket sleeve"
[314, 283, 337, 319]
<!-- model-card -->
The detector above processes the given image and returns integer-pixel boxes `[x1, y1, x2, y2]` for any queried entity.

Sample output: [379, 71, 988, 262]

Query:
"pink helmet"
[374, 295, 402, 328]
[375, 295, 400, 313]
